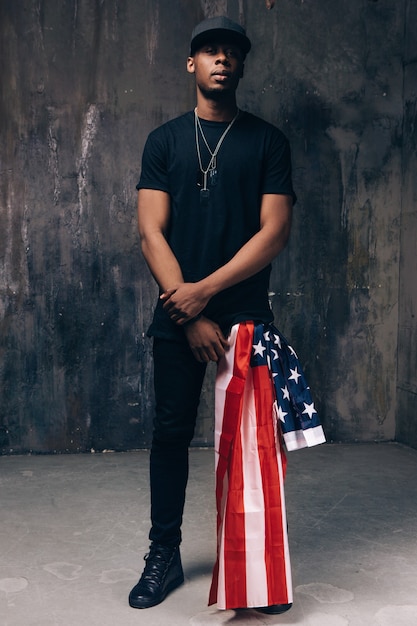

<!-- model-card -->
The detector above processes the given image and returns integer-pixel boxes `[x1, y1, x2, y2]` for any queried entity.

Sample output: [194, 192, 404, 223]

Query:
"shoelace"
[141, 546, 175, 585]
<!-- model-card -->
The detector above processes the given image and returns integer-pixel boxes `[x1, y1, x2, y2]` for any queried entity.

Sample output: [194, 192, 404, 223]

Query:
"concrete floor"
[1, 443, 417, 626]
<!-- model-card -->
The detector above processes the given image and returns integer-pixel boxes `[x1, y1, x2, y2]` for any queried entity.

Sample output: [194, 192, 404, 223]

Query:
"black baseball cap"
[190, 16, 251, 56]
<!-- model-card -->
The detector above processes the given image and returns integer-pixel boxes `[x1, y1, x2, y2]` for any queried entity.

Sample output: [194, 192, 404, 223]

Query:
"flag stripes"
[209, 322, 292, 609]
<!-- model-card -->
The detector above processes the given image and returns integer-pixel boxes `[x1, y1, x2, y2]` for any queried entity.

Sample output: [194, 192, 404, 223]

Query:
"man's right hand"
[183, 316, 229, 363]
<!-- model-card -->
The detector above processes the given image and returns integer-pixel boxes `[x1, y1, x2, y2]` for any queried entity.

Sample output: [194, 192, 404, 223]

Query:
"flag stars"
[253, 340, 266, 357]
[302, 402, 317, 419]
[263, 331, 270, 342]
[289, 367, 302, 383]
[277, 405, 288, 423]
[271, 349, 279, 360]
[273, 334, 282, 348]
[281, 386, 290, 400]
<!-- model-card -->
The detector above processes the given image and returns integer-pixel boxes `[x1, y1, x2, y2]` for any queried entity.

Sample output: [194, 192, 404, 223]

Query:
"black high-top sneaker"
[129, 543, 184, 609]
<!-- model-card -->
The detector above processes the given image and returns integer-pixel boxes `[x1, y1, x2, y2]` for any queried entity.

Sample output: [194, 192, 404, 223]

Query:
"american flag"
[209, 321, 325, 610]
[251, 322, 325, 452]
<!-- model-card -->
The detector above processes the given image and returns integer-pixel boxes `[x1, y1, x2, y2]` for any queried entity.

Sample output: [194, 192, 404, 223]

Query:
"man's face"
[187, 41, 245, 98]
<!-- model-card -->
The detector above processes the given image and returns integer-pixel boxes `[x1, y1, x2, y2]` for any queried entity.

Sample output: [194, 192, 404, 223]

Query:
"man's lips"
[212, 71, 231, 78]
[212, 73, 232, 84]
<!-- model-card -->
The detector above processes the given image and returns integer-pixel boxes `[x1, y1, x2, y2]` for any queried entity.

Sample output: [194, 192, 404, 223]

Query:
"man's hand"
[183, 316, 229, 363]
[160, 282, 211, 324]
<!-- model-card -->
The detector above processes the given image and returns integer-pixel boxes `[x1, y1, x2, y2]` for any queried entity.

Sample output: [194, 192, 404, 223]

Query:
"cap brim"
[190, 28, 251, 55]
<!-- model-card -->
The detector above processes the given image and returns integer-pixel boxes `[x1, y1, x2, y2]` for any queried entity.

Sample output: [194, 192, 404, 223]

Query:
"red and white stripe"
[209, 322, 292, 610]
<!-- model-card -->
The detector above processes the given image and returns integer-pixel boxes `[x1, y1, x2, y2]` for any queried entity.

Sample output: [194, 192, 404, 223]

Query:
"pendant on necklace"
[197, 169, 210, 204]
[209, 168, 218, 187]
[196, 168, 217, 194]
[200, 187, 210, 202]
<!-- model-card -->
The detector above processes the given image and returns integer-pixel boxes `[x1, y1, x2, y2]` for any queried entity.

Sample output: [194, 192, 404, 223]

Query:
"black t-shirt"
[137, 110, 296, 341]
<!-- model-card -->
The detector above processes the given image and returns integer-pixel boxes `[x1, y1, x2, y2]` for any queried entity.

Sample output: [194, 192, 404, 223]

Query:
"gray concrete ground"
[1, 443, 417, 626]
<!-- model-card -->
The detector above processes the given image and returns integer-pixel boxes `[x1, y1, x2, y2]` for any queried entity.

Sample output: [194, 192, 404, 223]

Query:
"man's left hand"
[160, 282, 210, 324]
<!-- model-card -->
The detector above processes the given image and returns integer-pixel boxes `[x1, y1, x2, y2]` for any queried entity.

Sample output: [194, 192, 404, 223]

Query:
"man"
[129, 16, 324, 614]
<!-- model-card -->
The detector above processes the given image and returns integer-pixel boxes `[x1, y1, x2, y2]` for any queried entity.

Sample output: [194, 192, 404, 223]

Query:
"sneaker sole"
[129, 574, 185, 609]
[256, 603, 293, 615]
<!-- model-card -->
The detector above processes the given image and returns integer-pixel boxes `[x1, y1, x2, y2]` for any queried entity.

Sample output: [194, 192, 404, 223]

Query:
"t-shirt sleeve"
[261, 129, 297, 204]
[136, 129, 170, 192]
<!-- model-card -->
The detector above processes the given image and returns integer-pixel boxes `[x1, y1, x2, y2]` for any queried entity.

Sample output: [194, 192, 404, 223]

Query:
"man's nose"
[215, 52, 230, 65]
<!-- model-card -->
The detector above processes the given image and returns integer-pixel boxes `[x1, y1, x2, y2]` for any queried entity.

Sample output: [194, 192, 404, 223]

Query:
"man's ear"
[187, 56, 195, 74]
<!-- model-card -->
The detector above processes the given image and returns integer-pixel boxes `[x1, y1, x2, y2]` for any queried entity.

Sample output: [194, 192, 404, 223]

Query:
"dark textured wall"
[0, 0, 414, 453]
[396, 0, 417, 448]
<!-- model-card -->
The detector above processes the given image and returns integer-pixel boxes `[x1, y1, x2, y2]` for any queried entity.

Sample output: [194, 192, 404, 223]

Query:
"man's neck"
[195, 95, 238, 122]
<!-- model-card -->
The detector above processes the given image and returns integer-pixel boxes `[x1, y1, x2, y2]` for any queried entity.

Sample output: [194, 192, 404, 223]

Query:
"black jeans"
[149, 338, 207, 548]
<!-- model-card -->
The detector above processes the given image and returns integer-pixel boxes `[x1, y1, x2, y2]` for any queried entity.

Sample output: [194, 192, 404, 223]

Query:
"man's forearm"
[137, 188, 184, 293]
[140, 232, 184, 293]
[198, 224, 289, 299]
